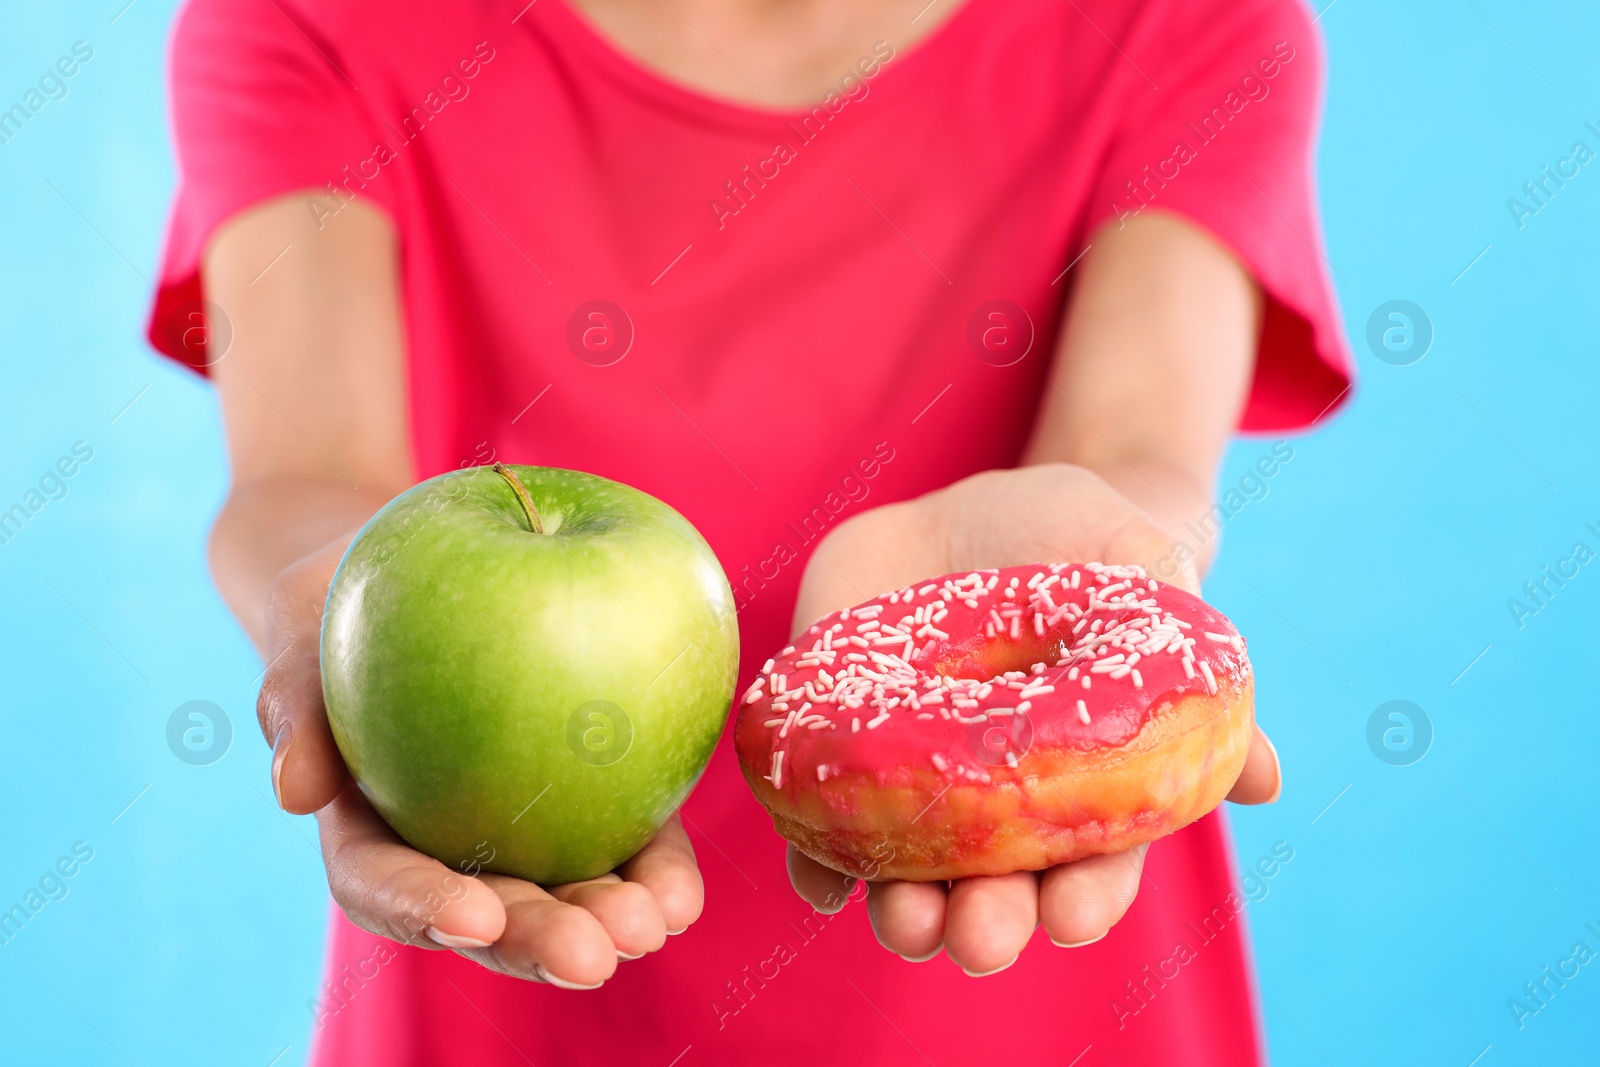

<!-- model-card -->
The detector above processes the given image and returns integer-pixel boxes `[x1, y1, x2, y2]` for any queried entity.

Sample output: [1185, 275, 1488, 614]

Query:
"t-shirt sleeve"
[146, 0, 394, 373]
[1088, 0, 1352, 433]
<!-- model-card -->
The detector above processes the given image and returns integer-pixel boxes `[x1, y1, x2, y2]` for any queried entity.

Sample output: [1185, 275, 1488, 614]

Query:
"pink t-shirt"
[150, 0, 1351, 1062]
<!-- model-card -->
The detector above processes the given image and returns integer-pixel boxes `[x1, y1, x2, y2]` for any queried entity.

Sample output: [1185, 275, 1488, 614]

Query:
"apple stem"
[492, 463, 545, 534]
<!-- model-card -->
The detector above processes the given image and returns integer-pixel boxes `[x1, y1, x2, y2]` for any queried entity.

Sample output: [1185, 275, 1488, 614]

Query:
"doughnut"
[733, 562, 1254, 881]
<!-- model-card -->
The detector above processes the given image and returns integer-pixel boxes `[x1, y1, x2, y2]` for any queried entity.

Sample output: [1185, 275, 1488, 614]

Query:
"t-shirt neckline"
[535, 0, 984, 129]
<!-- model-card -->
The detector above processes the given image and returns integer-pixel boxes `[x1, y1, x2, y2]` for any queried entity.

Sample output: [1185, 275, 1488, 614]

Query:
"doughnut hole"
[915, 625, 1068, 684]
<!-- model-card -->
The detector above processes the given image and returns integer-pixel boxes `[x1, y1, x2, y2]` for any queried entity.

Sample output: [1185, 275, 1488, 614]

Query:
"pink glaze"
[735, 562, 1252, 792]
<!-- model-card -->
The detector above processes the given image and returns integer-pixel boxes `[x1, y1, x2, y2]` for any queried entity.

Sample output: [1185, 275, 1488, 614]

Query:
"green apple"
[321, 464, 738, 885]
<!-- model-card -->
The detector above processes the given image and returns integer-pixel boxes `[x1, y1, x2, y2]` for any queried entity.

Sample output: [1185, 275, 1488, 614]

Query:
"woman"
[149, 0, 1350, 1062]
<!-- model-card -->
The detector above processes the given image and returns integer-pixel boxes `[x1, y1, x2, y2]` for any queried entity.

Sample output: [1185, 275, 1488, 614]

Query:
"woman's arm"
[206, 194, 413, 650]
[1023, 211, 1258, 565]
[207, 194, 703, 988]
[786, 211, 1282, 974]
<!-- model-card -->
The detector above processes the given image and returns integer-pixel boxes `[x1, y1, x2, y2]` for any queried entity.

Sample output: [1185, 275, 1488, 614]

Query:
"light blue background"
[1, 2, 1595, 1064]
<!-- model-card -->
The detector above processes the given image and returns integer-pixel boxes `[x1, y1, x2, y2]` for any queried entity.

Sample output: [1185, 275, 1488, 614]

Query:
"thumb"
[258, 534, 356, 814]
[1225, 725, 1281, 805]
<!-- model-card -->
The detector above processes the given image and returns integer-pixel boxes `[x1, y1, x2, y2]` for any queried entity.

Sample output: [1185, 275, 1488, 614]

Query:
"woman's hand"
[259, 533, 705, 989]
[206, 197, 705, 990]
[784, 463, 1282, 975]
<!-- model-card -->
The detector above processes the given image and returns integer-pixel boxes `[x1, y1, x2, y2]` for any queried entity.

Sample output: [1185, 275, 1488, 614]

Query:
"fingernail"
[617, 950, 644, 961]
[960, 956, 1018, 978]
[666, 926, 687, 936]
[532, 963, 604, 990]
[1050, 930, 1107, 948]
[426, 926, 491, 950]
[897, 948, 941, 963]
[270, 722, 293, 808]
